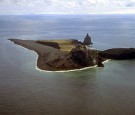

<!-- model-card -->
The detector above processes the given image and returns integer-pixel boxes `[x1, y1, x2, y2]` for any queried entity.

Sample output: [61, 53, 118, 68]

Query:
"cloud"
[0, 0, 135, 14]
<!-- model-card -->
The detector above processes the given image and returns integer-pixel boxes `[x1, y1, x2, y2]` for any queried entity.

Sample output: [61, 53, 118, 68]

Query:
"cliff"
[9, 36, 135, 71]
[9, 39, 100, 71]
[99, 48, 135, 60]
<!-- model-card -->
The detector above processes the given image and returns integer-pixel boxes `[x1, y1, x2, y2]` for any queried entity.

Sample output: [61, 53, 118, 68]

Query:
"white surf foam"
[35, 53, 110, 73]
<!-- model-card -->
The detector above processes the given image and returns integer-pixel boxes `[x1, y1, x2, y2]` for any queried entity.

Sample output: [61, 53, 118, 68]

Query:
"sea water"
[0, 14, 135, 115]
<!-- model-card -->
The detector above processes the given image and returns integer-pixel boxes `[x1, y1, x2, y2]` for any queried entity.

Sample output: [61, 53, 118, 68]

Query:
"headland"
[9, 34, 135, 71]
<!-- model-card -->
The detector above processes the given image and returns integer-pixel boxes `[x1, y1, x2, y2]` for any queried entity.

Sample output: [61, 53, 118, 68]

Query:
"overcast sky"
[0, 0, 135, 14]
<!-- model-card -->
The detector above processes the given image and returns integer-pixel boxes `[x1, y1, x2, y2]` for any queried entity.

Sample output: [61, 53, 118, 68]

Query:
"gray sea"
[0, 14, 135, 115]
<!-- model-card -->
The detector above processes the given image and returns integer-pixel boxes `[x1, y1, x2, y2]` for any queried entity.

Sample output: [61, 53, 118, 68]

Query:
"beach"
[1, 15, 135, 115]
[10, 38, 102, 71]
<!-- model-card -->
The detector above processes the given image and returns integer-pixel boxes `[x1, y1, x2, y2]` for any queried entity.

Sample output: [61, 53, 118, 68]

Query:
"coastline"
[10, 38, 135, 72]
[11, 38, 135, 72]
[34, 52, 110, 73]
[9, 41, 99, 72]
[9, 39, 102, 72]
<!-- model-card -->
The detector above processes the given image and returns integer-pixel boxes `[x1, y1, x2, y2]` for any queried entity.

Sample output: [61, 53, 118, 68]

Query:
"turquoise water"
[0, 14, 135, 115]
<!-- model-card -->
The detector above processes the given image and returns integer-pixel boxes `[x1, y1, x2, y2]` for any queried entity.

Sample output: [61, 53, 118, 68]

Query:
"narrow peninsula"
[9, 34, 135, 71]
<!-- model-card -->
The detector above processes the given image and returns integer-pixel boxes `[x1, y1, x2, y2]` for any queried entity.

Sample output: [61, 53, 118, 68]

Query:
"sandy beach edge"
[8, 39, 109, 72]
[34, 52, 110, 73]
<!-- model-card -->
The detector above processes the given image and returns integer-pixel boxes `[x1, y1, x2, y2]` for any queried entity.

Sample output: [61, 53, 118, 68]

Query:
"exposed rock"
[83, 33, 93, 45]
[47, 55, 81, 70]
[98, 61, 104, 67]
[46, 45, 99, 70]
[9, 38, 135, 71]
[70, 45, 98, 66]
[99, 48, 135, 60]
[97, 56, 105, 67]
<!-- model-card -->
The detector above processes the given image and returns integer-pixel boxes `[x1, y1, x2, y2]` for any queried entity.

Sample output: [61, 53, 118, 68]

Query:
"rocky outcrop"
[97, 56, 105, 67]
[70, 45, 97, 66]
[10, 38, 135, 71]
[46, 45, 100, 70]
[99, 48, 135, 60]
[83, 33, 93, 45]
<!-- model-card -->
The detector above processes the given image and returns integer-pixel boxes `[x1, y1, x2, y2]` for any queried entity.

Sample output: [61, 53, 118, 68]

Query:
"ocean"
[0, 14, 135, 115]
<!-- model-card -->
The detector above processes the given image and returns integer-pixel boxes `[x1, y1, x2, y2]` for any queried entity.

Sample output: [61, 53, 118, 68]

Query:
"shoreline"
[9, 42, 108, 72]
[9, 39, 111, 72]
[9, 39, 101, 71]
[33, 50, 98, 73]
[10, 38, 134, 72]
[34, 52, 110, 73]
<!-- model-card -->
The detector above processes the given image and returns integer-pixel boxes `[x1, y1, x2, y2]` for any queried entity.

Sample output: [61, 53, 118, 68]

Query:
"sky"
[0, 0, 135, 14]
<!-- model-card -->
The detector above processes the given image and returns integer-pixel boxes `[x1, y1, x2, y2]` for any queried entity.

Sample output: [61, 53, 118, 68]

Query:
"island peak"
[83, 33, 93, 45]
[9, 35, 135, 71]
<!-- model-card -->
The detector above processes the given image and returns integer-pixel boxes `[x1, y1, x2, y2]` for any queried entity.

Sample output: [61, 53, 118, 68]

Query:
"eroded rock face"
[9, 39, 135, 71]
[83, 33, 93, 45]
[99, 48, 135, 60]
[70, 45, 97, 66]
[46, 45, 99, 70]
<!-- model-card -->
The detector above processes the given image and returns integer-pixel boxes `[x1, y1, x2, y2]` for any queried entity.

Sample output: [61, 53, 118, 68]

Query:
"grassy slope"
[36, 39, 79, 52]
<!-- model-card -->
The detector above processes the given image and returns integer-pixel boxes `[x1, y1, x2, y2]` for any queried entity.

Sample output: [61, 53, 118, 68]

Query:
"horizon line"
[0, 13, 135, 16]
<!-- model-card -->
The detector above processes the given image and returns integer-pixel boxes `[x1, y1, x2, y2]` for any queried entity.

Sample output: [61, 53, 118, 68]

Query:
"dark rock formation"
[83, 33, 93, 45]
[70, 45, 97, 66]
[99, 48, 135, 60]
[46, 45, 99, 70]
[46, 55, 81, 70]
[97, 56, 105, 67]
[98, 61, 104, 67]
[10, 38, 135, 71]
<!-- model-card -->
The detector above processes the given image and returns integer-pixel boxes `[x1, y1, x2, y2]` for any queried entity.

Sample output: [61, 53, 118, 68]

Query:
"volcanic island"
[9, 34, 135, 71]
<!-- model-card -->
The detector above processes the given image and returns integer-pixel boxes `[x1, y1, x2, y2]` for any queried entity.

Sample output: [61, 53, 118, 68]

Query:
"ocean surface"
[0, 14, 135, 115]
